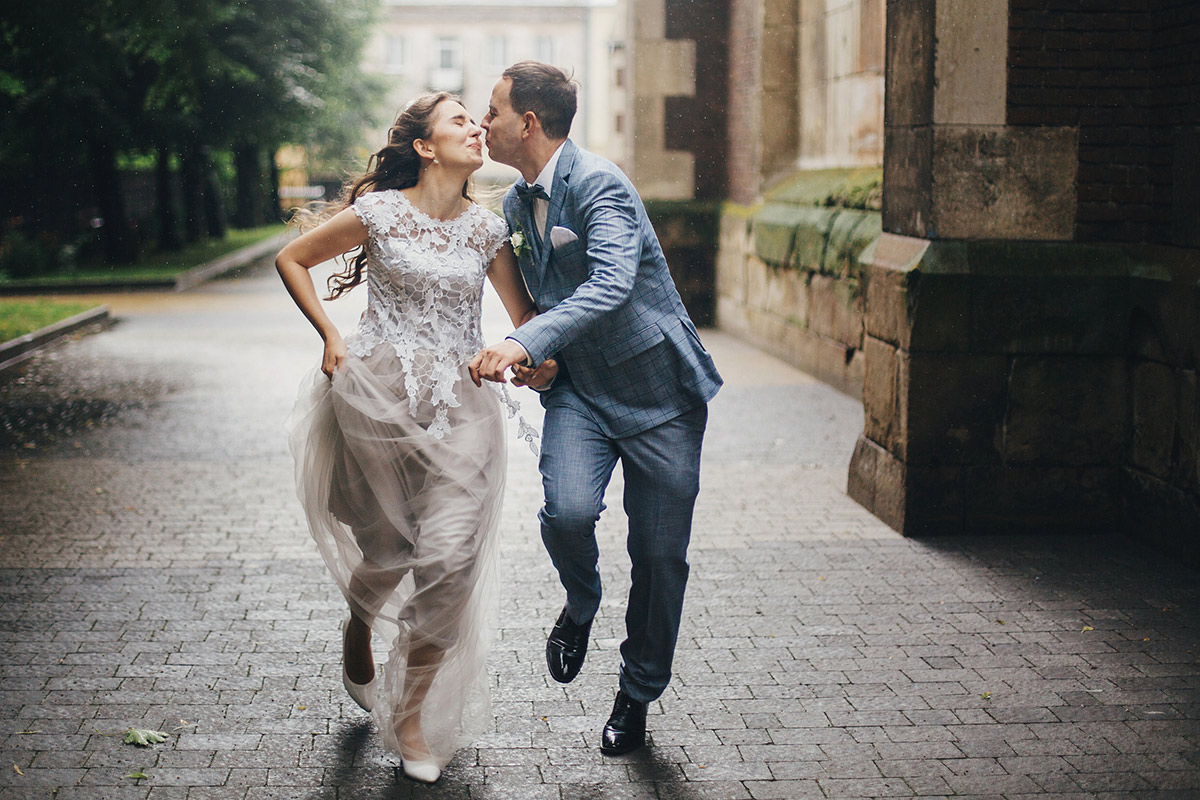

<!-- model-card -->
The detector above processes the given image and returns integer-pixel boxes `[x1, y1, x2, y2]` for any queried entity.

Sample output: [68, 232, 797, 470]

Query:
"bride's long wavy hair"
[299, 91, 472, 300]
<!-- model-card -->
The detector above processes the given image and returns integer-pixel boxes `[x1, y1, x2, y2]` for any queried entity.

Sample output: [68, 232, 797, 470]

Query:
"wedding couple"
[277, 62, 721, 783]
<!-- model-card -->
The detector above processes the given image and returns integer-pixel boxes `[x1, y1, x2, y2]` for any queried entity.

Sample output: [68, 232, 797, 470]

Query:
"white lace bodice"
[348, 190, 535, 447]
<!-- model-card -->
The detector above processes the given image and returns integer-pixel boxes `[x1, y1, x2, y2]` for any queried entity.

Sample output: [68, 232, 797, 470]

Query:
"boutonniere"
[510, 223, 532, 258]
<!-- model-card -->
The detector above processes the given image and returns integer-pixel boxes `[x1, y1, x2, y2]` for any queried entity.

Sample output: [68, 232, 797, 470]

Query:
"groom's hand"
[513, 358, 558, 391]
[469, 339, 530, 386]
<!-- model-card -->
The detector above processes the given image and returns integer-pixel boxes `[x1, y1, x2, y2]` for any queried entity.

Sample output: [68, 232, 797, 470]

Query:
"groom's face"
[481, 78, 521, 167]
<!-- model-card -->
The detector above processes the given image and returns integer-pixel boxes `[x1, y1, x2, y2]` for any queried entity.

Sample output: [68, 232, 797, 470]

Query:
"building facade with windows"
[362, 0, 625, 182]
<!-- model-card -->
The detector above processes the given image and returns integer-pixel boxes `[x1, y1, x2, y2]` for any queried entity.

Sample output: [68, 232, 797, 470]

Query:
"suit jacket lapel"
[535, 140, 577, 277]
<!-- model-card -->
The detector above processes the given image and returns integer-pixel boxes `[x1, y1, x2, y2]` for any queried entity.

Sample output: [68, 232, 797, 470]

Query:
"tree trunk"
[181, 142, 206, 244]
[233, 142, 264, 228]
[268, 148, 283, 222]
[202, 145, 227, 239]
[87, 137, 138, 263]
[156, 145, 182, 251]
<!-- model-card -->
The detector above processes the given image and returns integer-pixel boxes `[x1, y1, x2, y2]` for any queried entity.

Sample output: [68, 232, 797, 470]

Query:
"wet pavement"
[1, 257, 1199, 799]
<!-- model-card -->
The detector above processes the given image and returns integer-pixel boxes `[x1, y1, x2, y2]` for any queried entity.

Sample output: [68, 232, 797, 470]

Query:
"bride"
[276, 92, 553, 783]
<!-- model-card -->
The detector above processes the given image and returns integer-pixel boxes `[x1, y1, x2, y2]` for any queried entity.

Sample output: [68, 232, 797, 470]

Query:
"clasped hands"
[469, 339, 557, 391]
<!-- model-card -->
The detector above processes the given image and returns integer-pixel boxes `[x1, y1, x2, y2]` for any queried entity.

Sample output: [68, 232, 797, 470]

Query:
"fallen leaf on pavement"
[123, 728, 169, 747]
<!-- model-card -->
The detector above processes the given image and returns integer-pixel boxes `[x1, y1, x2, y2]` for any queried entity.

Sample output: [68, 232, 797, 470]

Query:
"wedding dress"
[286, 189, 535, 768]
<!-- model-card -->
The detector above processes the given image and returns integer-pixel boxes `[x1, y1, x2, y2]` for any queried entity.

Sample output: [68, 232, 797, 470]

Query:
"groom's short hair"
[502, 61, 577, 140]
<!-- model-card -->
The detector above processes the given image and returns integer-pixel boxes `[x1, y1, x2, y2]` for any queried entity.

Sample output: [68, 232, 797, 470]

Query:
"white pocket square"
[549, 226, 579, 250]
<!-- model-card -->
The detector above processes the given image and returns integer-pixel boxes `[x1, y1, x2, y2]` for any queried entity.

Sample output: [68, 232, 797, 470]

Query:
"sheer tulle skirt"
[286, 341, 505, 767]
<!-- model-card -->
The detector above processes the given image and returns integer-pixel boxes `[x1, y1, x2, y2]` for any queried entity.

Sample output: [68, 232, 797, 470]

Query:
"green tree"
[0, 0, 380, 269]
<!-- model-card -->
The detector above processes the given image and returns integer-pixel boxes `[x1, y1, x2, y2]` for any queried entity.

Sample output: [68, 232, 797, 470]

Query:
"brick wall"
[1008, 1, 1200, 244]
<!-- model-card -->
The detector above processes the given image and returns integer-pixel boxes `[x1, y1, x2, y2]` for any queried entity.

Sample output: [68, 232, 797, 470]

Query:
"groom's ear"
[522, 111, 541, 138]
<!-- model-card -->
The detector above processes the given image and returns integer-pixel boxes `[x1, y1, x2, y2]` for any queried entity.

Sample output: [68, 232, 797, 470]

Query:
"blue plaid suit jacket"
[505, 140, 722, 438]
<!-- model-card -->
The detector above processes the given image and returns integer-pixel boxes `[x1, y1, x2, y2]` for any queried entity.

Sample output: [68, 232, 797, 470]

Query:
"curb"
[0, 231, 291, 296]
[172, 233, 288, 291]
[0, 305, 112, 374]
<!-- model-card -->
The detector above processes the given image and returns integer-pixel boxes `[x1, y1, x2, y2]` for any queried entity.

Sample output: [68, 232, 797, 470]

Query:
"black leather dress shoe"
[546, 607, 591, 683]
[601, 691, 647, 755]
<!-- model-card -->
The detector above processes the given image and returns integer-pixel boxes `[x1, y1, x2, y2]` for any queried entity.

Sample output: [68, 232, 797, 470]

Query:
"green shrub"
[0, 231, 58, 279]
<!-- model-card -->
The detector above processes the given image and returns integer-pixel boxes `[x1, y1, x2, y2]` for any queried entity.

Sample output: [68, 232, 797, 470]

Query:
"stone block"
[791, 207, 841, 271]
[752, 204, 802, 266]
[847, 434, 880, 511]
[637, 38, 696, 97]
[932, 0, 1007, 126]
[846, 434, 909, 532]
[903, 352, 1007, 466]
[1179, 369, 1199, 492]
[716, 295, 750, 336]
[762, 264, 809, 328]
[845, 344, 866, 400]
[745, 256, 769, 313]
[715, 244, 746, 304]
[859, 0, 885, 74]
[931, 126, 1077, 241]
[863, 233, 931, 345]
[964, 465, 1121, 534]
[1130, 362, 1176, 480]
[872, 442, 908, 531]
[822, 210, 881, 278]
[882, 126, 933, 237]
[906, 271, 970, 353]
[969, 275, 1128, 355]
[788, 326, 824, 377]
[1122, 468, 1200, 566]
[863, 260, 908, 346]
[799, 85, 829, 162]
[807, 273, 863, 347]
[1002, 356, 1128, 466]
[884, 0, 934, 128]
[1128, 271, 1199, 370]
[862, 336, 900, 454]
[815, 334, 860, 398]
[904, 464, 966, 535]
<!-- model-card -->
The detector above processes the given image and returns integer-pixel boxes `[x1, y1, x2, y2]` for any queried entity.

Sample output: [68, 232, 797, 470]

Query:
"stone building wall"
[717, 0, 886, 387]
[848, 0, 1200, 561]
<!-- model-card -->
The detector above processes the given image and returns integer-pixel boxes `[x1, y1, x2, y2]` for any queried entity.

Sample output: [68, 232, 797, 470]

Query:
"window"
[437, 37, 460, 70]
[487, 36, 507, 70]
[385, 35, 405, 73]
[536, 36, 554, 64]
[430, 36, 464, 92]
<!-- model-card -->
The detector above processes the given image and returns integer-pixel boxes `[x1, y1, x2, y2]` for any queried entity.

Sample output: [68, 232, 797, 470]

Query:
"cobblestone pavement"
[1, 260, 1199, 800]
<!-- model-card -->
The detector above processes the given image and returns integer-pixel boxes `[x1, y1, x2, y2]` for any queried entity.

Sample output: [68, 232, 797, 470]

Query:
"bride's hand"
[322, 332, 347, 378]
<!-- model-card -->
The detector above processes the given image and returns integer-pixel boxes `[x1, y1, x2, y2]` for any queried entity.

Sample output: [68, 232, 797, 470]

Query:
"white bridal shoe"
[340, 618, 376, 712]
[401, 754, 441, 784]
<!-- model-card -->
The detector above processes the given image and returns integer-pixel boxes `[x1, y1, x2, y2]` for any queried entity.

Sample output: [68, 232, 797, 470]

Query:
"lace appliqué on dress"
[349, 190, 538, 451]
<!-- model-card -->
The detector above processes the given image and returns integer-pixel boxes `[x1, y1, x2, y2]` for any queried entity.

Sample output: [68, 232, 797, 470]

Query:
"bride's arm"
[276, 208, 369, 377]
[485, 243, 536, 328]
[485, 244, 556, 390]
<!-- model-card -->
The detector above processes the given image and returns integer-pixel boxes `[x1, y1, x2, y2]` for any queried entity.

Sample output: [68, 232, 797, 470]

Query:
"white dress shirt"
[528, 141, 566, 240]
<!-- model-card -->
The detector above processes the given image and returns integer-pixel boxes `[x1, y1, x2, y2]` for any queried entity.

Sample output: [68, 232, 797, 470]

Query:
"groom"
[471, 62, 722, 755]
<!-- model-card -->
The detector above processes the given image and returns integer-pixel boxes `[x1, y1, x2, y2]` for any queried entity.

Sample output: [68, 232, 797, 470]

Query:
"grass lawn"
[0, 224, 288, 288]
[0, 298, 101, 343]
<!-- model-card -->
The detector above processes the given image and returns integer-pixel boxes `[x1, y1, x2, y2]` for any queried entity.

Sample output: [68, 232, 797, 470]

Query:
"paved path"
[1, 260, 1198, 799]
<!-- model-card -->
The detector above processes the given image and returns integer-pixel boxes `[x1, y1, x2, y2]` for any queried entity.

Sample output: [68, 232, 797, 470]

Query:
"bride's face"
[421, 100, 484, 171]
